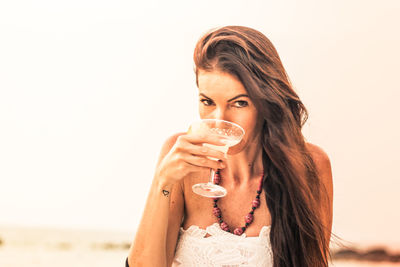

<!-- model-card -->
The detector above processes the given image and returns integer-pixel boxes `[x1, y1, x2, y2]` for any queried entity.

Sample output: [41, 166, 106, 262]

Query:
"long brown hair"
[194, 26, 331, 266]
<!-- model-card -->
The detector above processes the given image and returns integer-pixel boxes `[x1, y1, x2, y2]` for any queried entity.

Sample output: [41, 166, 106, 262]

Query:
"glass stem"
[210, 151, 226, 184]
[209, 168, 216, 184]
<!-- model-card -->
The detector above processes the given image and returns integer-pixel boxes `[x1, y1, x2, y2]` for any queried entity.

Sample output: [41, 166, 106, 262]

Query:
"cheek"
[223, 110, 262, 155]
[198, 108, 210, 119]
[241, 121, 258, 141]
[198, 105, 206, 118]
[234, 111, 259, 137]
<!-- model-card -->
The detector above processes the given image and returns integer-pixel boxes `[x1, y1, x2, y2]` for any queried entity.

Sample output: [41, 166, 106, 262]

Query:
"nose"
[213, 108, 228, 121]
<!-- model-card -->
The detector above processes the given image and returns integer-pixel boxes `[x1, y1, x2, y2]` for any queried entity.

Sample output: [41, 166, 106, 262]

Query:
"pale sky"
[0, 0, 399, 247]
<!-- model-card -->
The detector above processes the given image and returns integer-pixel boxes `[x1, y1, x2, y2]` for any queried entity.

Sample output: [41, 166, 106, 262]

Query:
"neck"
[221, 139, 264, 186]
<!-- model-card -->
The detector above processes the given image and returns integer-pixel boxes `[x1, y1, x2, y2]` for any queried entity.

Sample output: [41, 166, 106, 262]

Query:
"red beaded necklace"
[212, 169, 264, 236]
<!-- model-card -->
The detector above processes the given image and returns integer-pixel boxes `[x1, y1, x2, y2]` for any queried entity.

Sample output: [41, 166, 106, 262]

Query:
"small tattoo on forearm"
[162, 190, 170, 197]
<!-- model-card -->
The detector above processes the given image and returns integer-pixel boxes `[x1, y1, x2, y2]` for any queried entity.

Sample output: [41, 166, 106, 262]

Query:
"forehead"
[197, 70, 248, 97]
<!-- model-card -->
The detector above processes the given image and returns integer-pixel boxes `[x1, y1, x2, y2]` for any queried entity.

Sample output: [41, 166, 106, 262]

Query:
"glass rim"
[192, 118, 245, 138]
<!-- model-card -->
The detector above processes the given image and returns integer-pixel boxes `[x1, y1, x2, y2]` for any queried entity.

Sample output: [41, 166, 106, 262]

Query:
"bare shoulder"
[306, 143, 333, 242]
[305, 142, 333, 195]
[306, 142, 333, 203]
[168, 132, 186, 142]
[305, 142, 331, 174]
[162, 132, 187, 150]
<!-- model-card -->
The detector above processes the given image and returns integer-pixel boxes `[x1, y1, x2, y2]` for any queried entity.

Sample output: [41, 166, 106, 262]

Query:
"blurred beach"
[1, 225, 399, 267]
[0, 225, 131, 267]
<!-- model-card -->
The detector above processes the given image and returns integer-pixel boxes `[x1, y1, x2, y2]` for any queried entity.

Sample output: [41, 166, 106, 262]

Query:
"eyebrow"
[199, 93, 249, 102]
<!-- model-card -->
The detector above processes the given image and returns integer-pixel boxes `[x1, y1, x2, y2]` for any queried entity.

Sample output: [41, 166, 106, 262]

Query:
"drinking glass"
[189, 119, 245, 198]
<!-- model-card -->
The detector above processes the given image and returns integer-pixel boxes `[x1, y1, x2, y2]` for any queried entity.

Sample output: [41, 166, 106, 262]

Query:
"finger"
[183, 164, 211, 175]
[184, 154, 226, 170]
[184, 143, 227, 161]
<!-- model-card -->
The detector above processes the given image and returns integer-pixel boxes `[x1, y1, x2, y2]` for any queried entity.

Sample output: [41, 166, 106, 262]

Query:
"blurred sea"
[0, 225, 399, 267]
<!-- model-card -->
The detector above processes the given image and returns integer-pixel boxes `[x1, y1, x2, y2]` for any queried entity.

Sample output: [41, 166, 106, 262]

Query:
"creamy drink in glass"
[189, 119, 245, 197]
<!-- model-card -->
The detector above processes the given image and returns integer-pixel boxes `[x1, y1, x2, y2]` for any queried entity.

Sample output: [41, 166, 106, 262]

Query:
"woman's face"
[197, 70, 263, 154]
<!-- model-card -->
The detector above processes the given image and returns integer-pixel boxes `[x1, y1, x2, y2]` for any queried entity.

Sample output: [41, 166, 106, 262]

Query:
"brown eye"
[234, 100, 248, 108]
[200, 99, 214, 106]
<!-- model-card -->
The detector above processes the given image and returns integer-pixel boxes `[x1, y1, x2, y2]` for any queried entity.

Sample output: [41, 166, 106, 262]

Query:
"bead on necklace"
[212, 169, 264, 235]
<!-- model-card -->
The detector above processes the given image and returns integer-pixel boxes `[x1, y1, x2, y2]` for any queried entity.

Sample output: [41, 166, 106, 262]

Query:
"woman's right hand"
[155, 133, 227, 187]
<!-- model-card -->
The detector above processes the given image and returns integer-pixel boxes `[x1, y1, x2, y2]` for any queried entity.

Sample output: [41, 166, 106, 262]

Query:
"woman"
[127, 26, 333, 266]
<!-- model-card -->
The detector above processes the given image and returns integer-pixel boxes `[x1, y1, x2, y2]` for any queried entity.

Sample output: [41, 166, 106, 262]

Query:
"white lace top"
[172, 223, 273, 267]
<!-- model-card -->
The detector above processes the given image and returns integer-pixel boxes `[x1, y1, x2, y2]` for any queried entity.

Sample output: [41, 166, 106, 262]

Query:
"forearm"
[128, 177, 173, 267]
